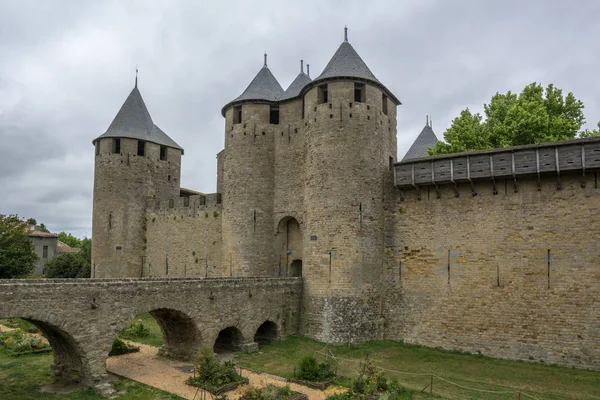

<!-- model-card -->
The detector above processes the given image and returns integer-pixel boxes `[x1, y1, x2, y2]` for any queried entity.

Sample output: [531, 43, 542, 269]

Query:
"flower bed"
[0, 329, 50, 356]
[239, 384, 308, 400]
[186, 348, 248, 395]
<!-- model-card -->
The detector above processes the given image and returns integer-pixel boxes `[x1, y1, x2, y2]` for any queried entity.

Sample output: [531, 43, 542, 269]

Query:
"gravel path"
[106, 342, 330, 399]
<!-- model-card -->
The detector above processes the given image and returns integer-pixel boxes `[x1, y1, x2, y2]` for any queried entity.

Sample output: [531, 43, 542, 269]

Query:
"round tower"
[220, 54, 282, 277]
[301, 28, 400, 343]
[92, 79, 183, 278]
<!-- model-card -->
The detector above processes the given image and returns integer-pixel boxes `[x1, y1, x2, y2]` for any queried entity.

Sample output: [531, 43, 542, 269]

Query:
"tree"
[580, 121, 600, 138]
[429, 83, 593, 155]
[45, 253, 89, 278]
[0, 215, 38, 279]
[25, 218, 37, 226]
[58, 232, 81, 248]
[39, 223, 50, 233]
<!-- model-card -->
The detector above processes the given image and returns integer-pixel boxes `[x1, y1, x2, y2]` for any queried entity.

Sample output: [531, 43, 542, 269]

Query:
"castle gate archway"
[276, 217, 303, 277]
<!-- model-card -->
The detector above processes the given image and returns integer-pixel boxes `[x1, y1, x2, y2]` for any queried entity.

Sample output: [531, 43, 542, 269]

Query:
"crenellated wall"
[145, 194, 223, 278]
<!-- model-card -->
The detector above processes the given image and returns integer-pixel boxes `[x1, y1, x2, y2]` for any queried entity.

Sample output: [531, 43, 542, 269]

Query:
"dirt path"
[107, 342, 331, 399]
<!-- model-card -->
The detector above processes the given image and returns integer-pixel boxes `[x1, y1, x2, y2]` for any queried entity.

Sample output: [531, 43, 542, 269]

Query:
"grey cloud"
[1, 0, 599, 238]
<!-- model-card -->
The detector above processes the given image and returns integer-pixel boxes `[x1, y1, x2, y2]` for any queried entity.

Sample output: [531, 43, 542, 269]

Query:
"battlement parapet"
[147, 193, 223, 212]
[395, 137, 600, 188]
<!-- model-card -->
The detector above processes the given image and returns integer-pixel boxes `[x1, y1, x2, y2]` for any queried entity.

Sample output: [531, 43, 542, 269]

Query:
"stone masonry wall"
[0, 277, 303, 393]
[385, 173, 600, 370]
[145, 193, 223, 277]
[222, 104, 276, 277]
[92, 137, 181, 278]
[302, 82, 397, 343]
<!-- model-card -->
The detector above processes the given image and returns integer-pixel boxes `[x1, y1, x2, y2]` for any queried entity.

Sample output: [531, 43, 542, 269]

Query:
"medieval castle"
[91, 29, 599, 369]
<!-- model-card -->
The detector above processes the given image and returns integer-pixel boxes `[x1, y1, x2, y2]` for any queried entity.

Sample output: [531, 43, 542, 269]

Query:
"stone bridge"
[0, 277, 303, 395]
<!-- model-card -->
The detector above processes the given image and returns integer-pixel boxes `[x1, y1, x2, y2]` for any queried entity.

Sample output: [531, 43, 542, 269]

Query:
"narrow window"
[160, 145, 167, 161]
[95, 142, 100, 156]
[354, 83, 365, 102]
[42, 245, 48, 259]
[389, 156, 394, 170]
[233, 105, 242, 124]
[301, 97, 305, 119]
[270, 105, 279, 124]
[137, 140, 145, 157]
[318, 84, 328, 104]
[113, 138, 121, 154]
[167, 174, 171, 181]
[382, 94, 388, 115]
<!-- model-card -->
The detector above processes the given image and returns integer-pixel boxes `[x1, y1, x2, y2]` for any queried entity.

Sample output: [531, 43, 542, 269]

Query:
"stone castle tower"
[218, 28, 400, 342]
[91, 78, 184, 278]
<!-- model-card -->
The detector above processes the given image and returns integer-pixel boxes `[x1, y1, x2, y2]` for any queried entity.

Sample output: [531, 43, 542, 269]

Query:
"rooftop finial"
[344, 25, 348, 42]
[430, 115, 433, 129]
[135, 65, 138, 88]
[306, 64, 310, 77]
[301, 59, 304, 73]
[426, 115, 429, 126]
[264, 52, 267, 67]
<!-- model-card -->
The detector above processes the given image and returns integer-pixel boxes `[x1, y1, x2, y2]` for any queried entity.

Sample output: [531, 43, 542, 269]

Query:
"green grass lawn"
[120, 313, 164, 347]
[235, 336, 600, 400]
[0, 350, 181, 400]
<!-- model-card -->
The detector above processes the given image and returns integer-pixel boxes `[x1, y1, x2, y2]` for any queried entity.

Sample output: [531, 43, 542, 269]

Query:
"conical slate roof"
[221, 55, 284, 115]
[311, 29, 400, 105]
[315, 41, 379, 84]
[93, 84, 183, 152]
[280, 61, 312, 101]
[402, 121, 438, 161]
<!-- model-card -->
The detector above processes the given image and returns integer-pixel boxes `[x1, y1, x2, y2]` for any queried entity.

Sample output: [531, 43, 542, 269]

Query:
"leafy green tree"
[25, 218, 37, 226]
[58, 232, 81, 248]
[580, 121, 600, 138]
[38, 223, 50, 233]
[44, 253, 89, 278]
[429, 83, 592, 155]
[0, 215, 38, 279]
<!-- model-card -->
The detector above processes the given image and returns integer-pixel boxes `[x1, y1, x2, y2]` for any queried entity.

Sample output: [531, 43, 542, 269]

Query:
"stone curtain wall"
[0, 277, 303, 394]
[385, 173, 600, 370]
[145, 194, 223, 277]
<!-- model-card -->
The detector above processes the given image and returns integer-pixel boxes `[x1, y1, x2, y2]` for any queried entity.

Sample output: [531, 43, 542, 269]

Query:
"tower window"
[137, 140, 145, 156]
[113, 138, 121, 154]
[354, 83, 365, 102]
[270, 105, 279, 124]
[233, 105, 242, 124]
[318, 84, 328, 104]
[42, 246, 48, 259]
[95, 142, 100, 156]
[382, 94, 388, 115]
[160, 145, 167, 161]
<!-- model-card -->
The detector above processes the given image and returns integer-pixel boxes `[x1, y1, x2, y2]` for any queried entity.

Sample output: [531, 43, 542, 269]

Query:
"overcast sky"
[1, 0, 598, 238]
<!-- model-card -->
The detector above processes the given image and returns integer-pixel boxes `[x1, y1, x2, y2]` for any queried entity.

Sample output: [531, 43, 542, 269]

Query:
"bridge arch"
[0, 315, 90, 385]
[213, 326, 245, 353]
[254, 320, 279, 346]
[112, 307, 202, 360]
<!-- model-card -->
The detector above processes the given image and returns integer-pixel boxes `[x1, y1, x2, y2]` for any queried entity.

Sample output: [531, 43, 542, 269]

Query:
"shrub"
[0, 329, 49, 355]
[297, 355, 335, 382]
[240, 385, 295, 400]
[108, 338, 139, 356]
[120, 319, 150, 339]
[187, 347, 245, 389]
